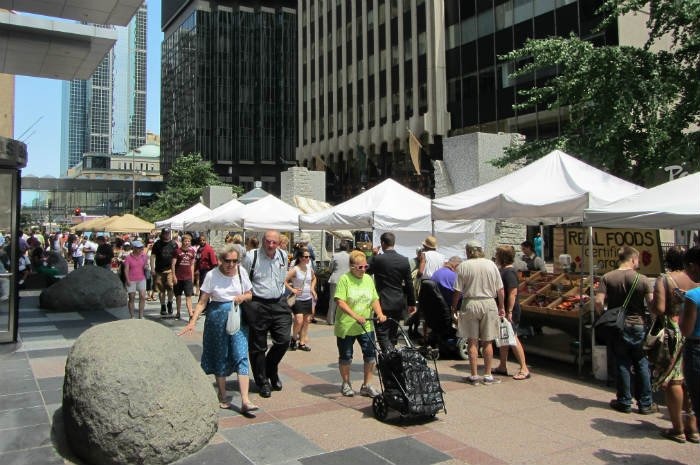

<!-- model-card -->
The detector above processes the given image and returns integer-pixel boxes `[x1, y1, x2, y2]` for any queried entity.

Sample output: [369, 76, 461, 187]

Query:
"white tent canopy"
[583, 172, 700, 229]
[293, 195, 353, 240]
[220, 194, 301, 231]
[183, 198, 244, 231]
[299, 178, 484, 258]
[155, 202, 211, 231]
[431, 150, 646, 224]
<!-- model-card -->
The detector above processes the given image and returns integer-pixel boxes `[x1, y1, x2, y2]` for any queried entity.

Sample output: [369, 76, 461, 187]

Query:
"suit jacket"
[369, 249, 415, 314]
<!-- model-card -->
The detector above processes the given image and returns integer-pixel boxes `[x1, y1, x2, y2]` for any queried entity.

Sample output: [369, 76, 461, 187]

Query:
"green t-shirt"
[333, 272, 379, 337]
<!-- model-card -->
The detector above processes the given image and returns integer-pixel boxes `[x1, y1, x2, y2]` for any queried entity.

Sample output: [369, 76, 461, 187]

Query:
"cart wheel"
[373, 395, 389, 421]
[457, 338, 469, 360]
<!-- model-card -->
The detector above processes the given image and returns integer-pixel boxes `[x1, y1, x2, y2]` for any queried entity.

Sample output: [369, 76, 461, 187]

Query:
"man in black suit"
[369, 232, 416, 351]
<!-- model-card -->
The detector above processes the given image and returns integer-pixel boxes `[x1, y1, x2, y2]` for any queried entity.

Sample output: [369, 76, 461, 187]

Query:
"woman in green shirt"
[334, 250, 387, 398]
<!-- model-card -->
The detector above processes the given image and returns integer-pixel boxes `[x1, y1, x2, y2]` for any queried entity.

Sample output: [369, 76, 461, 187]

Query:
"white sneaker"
[341, 382, 354, 397]
[359, 384, 380, 398]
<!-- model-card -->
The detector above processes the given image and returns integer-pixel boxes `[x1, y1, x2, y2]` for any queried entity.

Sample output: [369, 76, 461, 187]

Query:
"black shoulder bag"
[594, 272, 640, 343]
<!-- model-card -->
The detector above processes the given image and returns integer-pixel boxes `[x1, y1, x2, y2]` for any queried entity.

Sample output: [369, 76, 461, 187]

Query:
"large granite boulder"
[39, 265, 126, 310]
[63, 320, 218, 465]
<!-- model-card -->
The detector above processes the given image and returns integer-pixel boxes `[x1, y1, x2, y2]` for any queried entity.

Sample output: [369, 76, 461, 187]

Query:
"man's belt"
[253, 296, 282, 304]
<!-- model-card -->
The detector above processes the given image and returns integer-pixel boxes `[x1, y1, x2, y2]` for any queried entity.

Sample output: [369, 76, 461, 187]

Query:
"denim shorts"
[337, 332, 376, 365]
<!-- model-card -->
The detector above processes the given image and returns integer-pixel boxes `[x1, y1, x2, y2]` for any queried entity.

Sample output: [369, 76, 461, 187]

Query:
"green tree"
[495, 1, 700, 185]
[139, 153, 242, 222]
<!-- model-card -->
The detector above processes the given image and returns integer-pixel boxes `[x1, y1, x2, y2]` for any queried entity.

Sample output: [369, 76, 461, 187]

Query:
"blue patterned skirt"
[200, 300, 250, 377]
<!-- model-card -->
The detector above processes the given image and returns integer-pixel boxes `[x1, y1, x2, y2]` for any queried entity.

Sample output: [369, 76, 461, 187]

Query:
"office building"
[60, 3, 148, 176]
[297, 0, 632, 202]
[161, 0, 297, 193]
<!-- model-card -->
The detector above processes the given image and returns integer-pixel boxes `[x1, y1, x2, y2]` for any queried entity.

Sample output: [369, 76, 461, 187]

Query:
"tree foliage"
[139, 153, 242, 222]
[495, 0, 700, 185]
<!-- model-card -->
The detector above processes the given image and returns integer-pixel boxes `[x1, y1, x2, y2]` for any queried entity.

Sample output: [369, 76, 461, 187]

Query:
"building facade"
[296, 0, 620, 202]
[161, 0, 297, 193]
[60, 2, 148, 176]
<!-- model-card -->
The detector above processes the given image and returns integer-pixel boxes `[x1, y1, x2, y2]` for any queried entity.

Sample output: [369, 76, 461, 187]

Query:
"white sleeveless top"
[291, 265, 314, 301]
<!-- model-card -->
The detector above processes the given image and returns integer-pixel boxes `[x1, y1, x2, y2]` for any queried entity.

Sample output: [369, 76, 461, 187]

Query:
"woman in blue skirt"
[180, 244, 257, 414]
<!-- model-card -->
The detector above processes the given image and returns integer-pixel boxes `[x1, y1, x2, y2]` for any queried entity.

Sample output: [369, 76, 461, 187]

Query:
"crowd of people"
[16, 224, 700, 440]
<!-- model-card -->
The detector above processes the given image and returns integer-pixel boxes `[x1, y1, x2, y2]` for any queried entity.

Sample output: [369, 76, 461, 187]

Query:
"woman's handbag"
[495, 318, 516, 348]
[226, 303, 241, 335]
[594, 273, 640, 342]
[286, 293, 297, 307]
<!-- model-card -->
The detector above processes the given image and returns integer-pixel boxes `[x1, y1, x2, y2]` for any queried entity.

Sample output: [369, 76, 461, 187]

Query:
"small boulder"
[46, 252, 69, 275]
[63, 320, 218, 465]
[39, 266, 126, 311]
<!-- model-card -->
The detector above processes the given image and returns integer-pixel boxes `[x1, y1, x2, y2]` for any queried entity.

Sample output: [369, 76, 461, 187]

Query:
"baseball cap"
[466, 239, 483, 249]
[132, 240, 144, 248]
[161, 228, 171, 235]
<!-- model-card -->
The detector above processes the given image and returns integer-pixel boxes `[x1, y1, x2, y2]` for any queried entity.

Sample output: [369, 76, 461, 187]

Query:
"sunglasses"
[222, 258, 239, 264]
[302, 255, 311, 258]
[352, 264, 369, 270]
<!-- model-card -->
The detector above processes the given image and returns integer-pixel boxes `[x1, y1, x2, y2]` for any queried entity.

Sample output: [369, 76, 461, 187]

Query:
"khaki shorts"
[154, 271, 174, 293]
[458, 298, 499, 342]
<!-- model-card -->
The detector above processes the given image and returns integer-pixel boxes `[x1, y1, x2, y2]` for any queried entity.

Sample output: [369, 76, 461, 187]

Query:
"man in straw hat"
[452, 240, 505, 386]
[418, 235, 445, 279]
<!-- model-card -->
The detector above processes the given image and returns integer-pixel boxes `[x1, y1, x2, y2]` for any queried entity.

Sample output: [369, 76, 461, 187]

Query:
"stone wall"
[280, 167, 329, 262]
[441, 132, 526, 256]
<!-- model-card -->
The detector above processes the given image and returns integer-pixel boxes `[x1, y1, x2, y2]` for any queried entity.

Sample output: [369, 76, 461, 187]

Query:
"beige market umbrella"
[102, 214, 155, 233]
[74, 216, 111, 232]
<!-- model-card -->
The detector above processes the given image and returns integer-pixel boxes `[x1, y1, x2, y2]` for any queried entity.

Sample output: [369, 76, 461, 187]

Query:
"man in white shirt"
[326, 242, 350, 325]
[452, 240, 505, 386]
[83, 236, 98, 266]
[419, 235, 445, 279]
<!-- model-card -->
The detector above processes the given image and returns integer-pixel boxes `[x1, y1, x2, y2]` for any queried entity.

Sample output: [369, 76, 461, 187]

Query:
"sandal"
[492, 367, 509, 376]
[298, 344, 311, 352]
[686, 431, 700, 443]
[661, 429, 686, 443]
[512, 371, 531, 380]
[241, 403, 259, 413]
[219, 402, 231, 409]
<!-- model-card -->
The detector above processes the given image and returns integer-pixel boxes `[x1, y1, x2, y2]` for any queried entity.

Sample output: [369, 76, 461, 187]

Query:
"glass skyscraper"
[60, 3, 148, 176]
[161, 0, 297, 193]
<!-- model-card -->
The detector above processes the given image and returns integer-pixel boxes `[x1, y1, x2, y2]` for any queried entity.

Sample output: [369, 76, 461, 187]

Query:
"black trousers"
[375, 310, 403, 353]
[244, 298, 292, 387]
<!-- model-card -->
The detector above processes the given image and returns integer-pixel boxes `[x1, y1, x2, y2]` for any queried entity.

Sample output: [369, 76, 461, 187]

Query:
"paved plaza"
[0, 291, 696, 465]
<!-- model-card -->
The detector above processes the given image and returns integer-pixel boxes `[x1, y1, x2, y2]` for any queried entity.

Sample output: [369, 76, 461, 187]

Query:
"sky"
[13, 0, 163, 177]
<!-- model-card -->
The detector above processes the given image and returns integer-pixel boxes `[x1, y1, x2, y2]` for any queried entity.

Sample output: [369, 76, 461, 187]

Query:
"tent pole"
[588, 226, 595, 376]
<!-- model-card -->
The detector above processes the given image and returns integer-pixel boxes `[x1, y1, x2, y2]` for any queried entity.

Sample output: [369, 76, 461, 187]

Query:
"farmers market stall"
[431, 150, 646, 369]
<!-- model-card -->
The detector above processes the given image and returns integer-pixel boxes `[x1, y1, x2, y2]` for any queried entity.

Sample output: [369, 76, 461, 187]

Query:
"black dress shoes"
[269, 376, 283, 391]
[259, 383, 272, 398]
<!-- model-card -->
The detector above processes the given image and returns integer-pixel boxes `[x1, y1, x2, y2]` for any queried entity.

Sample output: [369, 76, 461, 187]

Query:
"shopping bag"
[496, 318, 516, 347]
[226, 303, 241, 335]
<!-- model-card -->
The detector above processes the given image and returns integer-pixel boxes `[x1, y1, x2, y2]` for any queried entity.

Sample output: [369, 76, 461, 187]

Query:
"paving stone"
[37, 377, 64, 391]
[26, 348, 70, 359]
[0, 391, 43, 412]
[0, 424, 52, 453]
[0, 406, 50, 429]
[220, 421, 325, 464]
[300, 446, 393, 465]
[0, 445, 64, 465]
[0, 377, 38, 396]
[41, 389, 62, 405]
[0, 358, 30, 371]
[365, 437, 451, 465]
[173, 442, 253, 465]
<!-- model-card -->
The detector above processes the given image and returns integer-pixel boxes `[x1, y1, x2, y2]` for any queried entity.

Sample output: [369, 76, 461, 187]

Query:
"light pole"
[131, 148, 141, 214]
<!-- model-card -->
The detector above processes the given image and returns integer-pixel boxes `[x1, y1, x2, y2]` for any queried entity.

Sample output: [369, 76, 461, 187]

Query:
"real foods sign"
[557, 227, 663, 275]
